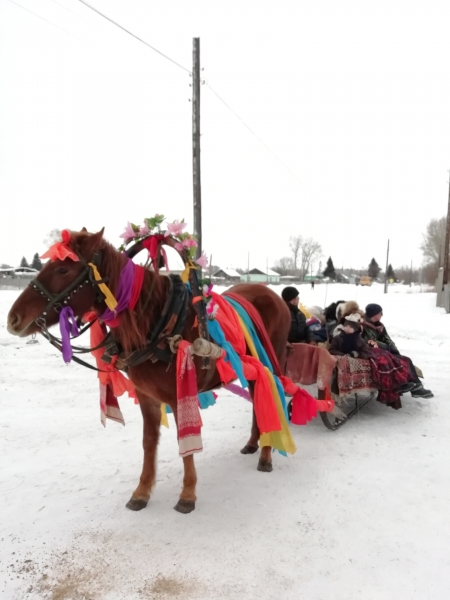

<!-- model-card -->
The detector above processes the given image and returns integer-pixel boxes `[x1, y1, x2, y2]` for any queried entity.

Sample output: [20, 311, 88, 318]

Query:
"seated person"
[329, 313, 416, 409]
[363, 303, 433, 399]
[329, 313, 371, 358]
[307, 315, 328, 343]
[324, 300, 346, 340]
[281, 286, 314, 344]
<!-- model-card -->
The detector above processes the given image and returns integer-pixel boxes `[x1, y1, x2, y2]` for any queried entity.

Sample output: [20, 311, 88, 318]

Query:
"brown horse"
[7, 229, 291, 513]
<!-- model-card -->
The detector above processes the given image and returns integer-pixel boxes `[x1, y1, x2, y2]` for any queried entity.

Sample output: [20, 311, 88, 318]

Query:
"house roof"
[247, 268, 280, 277]
[213, 268, 241, 278]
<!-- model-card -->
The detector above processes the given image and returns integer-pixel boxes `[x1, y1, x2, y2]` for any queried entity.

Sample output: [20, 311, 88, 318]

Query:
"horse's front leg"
[171, 406, 197, 514]
[126, 394, 161, 511]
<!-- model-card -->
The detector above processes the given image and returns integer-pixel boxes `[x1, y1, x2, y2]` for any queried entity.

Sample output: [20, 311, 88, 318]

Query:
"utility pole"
[192, 38, 202, 261]
[384, 239, 390, 294]
[443, 173, 450, 287]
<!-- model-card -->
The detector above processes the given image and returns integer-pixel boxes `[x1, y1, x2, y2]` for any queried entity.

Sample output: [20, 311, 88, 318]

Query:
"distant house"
[212, 268, 241, 284]
[0, 266, 39, 279]
[241, 268, 280, 284]
[304, 274, 324, 282]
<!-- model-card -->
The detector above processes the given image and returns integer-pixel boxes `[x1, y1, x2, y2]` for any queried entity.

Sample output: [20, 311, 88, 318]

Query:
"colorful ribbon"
[88, 262, 118, 313]
[59, 306, 79, 363]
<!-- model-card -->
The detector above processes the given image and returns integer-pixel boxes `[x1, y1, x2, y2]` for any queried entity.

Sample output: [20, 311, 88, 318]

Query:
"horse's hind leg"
[126, 394, 160, 511]
[258, 446, 273, 472]
[240, 406, 260, 454]
[240, 384, 273, 471]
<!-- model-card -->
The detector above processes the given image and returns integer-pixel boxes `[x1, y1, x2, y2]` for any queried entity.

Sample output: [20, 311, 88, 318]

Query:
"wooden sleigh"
[285, 343, 378, 430]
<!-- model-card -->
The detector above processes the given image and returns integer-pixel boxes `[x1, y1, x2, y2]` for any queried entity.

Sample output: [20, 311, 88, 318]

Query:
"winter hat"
[282, 286, 299, 303]
[343, 313, 363, 332]
[365, 303, 383, 319]
[345, 312, 363, 324]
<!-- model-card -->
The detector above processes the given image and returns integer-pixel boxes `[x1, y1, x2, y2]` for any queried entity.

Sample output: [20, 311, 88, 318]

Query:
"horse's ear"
[81, 227, 87, 233]
[78, 228, 105, 259]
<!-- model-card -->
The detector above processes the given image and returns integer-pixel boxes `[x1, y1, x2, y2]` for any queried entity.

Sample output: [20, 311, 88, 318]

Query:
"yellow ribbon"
[181, 260, 199, 284]
[88, 263, 118, 313]
[235, 314, 296, 455]
[160, 403, 169, 428]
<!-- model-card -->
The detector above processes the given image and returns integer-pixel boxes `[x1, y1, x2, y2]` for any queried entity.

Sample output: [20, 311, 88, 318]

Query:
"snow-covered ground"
[1, 284, 450, 600]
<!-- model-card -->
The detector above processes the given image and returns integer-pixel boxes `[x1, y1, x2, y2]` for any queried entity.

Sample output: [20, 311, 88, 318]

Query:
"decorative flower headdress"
[118, 215, 209, 271]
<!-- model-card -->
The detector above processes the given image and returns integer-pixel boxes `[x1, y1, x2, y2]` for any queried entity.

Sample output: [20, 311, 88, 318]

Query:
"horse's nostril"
[9, 313, 21, 330]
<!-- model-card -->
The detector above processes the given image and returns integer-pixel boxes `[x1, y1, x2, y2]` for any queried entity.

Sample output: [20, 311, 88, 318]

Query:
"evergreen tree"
[368, 258, 381, 279]
[20, 256, 29, 268]
[31, 253, 43, 271]
[387, 264, 395, 280]
[323, 256, 336, 280]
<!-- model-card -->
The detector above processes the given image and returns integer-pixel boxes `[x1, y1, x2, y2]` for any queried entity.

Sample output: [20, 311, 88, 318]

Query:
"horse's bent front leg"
[126, 395, 161, 511]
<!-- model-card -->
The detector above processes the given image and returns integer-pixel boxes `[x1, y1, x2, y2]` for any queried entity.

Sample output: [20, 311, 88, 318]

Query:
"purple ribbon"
[99, 258, 135, 323]
[59, 306, 80, 363]
[224, 383, 252, 402]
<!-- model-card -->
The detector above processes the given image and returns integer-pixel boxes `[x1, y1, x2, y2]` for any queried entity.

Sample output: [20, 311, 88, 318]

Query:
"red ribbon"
[143, 235, 169, 271]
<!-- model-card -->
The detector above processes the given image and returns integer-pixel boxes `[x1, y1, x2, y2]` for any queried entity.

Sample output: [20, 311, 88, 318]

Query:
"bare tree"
[289, 235, 302, 271]
[272, 256, 294, 276]
[300, 238, 322, 280]
[43, 228, 61, 247]
[420, 217, 446, 265]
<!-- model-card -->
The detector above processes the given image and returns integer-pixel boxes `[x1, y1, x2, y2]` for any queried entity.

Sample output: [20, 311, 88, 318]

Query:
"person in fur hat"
[281, 286, 314, 344]
[329, 313, 371, 358]
[331, 300, 365, 339]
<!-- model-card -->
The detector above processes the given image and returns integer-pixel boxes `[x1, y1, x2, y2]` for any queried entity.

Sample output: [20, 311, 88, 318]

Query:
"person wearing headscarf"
[362, 303, 433, 399]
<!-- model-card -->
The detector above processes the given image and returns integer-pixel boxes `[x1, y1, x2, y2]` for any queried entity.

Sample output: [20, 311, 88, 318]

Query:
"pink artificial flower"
[139, 221, 150, 236]
[165, 220, 187, 238]
[174, 242, 184, 252]
[119, 222, 138, 240]
[195, 251, 209, 269]
[182, 238, 198, 249]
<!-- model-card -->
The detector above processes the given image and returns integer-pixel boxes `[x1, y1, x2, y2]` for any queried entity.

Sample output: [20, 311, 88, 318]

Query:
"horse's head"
[7, 228, 105, 337]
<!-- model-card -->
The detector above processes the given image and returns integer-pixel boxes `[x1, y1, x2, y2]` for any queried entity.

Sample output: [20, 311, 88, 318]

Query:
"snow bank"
[1, 286, 449, 599]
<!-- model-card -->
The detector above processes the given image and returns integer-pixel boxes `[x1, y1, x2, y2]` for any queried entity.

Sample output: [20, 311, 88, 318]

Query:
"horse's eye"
[56, 267, 70, 275]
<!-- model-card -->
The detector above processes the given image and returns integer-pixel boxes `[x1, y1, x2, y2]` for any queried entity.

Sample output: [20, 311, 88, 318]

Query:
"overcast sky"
[1, 0, 449, 272]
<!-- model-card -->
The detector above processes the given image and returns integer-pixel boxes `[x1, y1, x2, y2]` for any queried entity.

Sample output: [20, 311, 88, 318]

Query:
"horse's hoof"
[126, 497, 148, 511]
[240, 444, 259, 455]
[174, 499, 196, 514]
[257, 459, 273, 473]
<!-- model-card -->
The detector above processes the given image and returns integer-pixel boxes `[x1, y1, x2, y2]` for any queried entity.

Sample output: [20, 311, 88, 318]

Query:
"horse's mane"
[97, 239, 169, 353]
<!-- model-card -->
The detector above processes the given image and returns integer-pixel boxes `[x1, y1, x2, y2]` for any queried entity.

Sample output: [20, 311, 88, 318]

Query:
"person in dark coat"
[281, 286, 314, 344]
[362, 303, 433, 399]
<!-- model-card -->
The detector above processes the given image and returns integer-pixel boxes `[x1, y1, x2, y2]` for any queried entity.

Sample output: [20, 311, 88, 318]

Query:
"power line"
[7, 0, 74, 34]
[205, 82, 313, 194]
[48, 0, 85, 21]
[77, 0, 191, 74]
